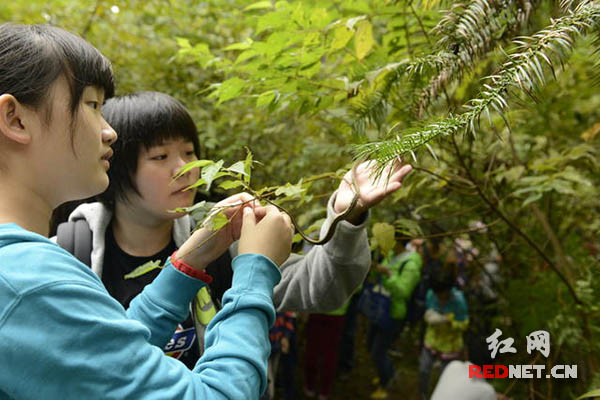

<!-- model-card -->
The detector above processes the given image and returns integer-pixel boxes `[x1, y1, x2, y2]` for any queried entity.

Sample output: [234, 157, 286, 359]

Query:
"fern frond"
[590, 30, 600, 86]
[416, 0, 539, 117]
[354, 2, 600, 172]
[348, 62, 410, 137]
[350, 92, 388, 137]
[560, 0, 594, 11]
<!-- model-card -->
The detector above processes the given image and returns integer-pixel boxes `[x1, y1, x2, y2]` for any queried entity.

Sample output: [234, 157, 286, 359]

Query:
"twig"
[451, 135, 581, 304]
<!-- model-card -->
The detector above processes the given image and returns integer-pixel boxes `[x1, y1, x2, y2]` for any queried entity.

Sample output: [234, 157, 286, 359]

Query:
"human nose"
[101, 121, 118, 145]
[172, 156, 188, 177]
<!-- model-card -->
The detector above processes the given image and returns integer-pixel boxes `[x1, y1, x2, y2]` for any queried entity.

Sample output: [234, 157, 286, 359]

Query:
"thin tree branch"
[451, 135, 581, 304]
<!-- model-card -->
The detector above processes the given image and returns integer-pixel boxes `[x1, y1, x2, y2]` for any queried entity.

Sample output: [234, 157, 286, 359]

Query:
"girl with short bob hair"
[97, 91, 201, 209]
[0, 23, 294, 400]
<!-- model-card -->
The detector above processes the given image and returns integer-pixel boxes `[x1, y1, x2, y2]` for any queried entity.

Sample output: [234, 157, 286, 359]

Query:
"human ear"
[0, 94, 31, 145]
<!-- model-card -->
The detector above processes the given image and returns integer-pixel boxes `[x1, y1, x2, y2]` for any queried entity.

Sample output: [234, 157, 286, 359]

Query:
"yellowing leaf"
[124, 260, 163, 280]
[355, 20, 375, 60]
[581, 122, 600, 142]
[372, 222, 395, 254]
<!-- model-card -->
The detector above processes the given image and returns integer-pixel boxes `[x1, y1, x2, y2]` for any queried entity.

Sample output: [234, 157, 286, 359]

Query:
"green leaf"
[214, 78, 246, 105]
[223, 38, 253, 51]
[291, 3, 307, 28]
[256, 10, 289, 34]
[309, 8, 330, 29]
[227, 161, 248, 176]
[173, 159, 214, 181]
[175, 37, 191, 49]
[211, 212, 229, 231]
[201, 159, 224, 191]
[559, 167, 592, 186]
[372, 222, 395, 254]
[244, 150, 254, 184]
[577, 389, 600, 399]
[346, 15, 367, 30]
[495, 165, 526, 183]
[235, 49, 259, 64]
[274, 183, 305, 198]
[331, 25, 354, 51]
[219, 180, 245, 190]
[124, 260, 163, 280]
[256, 90, 277, 108]
[244, 1, 273, 11]
[298, 61, 321, 78]
[168, 200, 207, 215]
[292, 233, 304, 244]
[522, 192, 543, 207]
[303, 31, 321, 47]
[184, 179, 207, 191]
[355, 20, 375, 60]
[394, 218, 423, 237]
[187, 202, 212, 224]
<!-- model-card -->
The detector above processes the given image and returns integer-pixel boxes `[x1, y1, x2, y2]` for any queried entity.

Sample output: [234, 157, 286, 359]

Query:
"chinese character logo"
[526, 330, 550, 358]
[486, 328, 517, 359]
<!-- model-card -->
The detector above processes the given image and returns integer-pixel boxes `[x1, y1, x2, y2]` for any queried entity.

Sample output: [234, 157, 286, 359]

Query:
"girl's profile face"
[127, 138, 199, 221]
[33, 77, 116, 206]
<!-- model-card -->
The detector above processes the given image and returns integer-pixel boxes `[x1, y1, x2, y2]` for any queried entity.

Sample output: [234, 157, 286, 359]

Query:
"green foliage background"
[2, 1, 599, 398]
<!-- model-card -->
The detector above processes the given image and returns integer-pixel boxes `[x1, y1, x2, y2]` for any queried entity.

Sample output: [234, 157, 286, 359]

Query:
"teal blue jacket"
[0, 223, 280, 400]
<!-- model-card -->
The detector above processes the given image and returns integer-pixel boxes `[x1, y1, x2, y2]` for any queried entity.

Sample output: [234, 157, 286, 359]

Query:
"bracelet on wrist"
[170, 251, 213, 284]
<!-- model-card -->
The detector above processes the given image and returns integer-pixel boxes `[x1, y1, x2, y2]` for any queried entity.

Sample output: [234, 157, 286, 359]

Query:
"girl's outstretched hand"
[334, 160, 413, 224]
[238, 205, 293, 267]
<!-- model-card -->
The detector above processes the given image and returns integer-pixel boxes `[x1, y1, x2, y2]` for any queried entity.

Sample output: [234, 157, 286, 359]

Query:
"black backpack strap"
[396, 259, 410, 275]
[56, 219, 93, 268]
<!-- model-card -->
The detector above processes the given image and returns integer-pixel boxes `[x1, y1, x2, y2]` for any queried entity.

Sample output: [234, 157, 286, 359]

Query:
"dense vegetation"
[2, 1, 599, 398]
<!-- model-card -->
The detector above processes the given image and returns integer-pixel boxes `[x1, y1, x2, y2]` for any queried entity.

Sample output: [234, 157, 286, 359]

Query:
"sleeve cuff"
[142, 261, 208, 307]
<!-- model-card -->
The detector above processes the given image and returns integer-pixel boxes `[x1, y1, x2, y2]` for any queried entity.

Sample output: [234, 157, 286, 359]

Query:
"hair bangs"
[38, 25, 115, 110]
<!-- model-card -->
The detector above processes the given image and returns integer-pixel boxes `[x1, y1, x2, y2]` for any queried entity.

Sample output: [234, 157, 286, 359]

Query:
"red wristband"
[170, 251, 213, 284]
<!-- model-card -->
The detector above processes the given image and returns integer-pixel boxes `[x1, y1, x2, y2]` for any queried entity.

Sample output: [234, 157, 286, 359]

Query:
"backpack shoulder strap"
[56, 219, 93, 268]
[395, 258, 410, 276]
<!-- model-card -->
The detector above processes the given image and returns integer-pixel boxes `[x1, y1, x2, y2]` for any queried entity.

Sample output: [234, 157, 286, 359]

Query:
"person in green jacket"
[368, 239, 423, 399]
